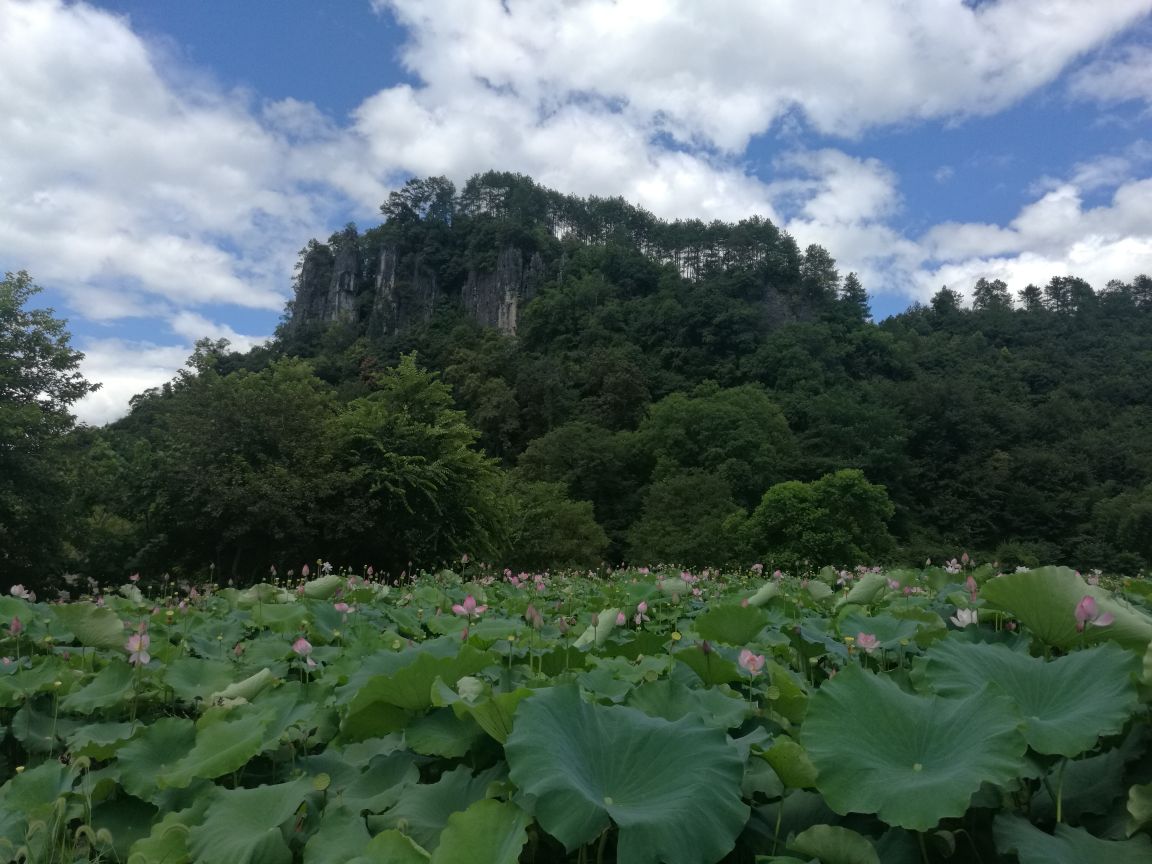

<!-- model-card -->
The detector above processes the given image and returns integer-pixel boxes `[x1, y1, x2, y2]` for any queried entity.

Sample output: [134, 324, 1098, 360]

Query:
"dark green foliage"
[745, 469, 895, 568]
[15, 174, 1152, 587]
[0, 271, 98, 584]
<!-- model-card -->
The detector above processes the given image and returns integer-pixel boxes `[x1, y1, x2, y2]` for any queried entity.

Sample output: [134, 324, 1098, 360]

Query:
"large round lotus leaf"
[916, 639, 1139, 757]
[188, 779, 311, 864]
[1130, 781, 1152, 835]
[505, 685, 748, 864]
[52, 602, 125, 650]
[60, 660, 134, 714]
[980, 567, 1152, 650]
[993, 814, 1152, 863]
[801, 664, 1026, 831]
[116, 717, 197, 802]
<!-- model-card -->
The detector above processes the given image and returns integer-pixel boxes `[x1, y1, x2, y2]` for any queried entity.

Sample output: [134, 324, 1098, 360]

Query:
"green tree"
[838, 272, 870, 322]
[626, 471, 744, 567]
[0, 271, 98, 586]
[328, 354, 506, 573]
[972, 277, 1012, 312]
[637, 383, 795, 508]
[500, 478, 609, 570]
[143, 356, 339, 578]
[745, 469, 895, 568]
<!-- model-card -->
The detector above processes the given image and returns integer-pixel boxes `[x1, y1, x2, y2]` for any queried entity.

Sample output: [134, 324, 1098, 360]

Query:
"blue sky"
[2, 0, 1151, 423]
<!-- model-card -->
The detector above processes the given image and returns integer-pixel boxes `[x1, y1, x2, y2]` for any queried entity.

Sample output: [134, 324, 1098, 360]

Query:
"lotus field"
[2, 563, 1152, 864]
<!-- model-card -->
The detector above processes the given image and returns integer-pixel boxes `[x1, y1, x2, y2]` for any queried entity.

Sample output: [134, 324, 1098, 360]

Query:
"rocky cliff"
[288, 234, 547, 338]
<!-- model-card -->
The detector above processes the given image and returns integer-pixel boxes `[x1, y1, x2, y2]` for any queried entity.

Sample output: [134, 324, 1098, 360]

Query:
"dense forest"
[5, 172, 1152, 590]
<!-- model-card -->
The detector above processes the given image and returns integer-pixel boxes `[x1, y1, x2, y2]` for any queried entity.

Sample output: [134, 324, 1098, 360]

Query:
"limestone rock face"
[367, 247, 439, 338]
[290, 240, 358, 330]
[461, 247, 546, 335]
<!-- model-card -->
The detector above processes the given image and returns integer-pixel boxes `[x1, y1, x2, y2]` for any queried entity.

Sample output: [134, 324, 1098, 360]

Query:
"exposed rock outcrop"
[461, 247, 546, 335]
[367, 247, 439, 338]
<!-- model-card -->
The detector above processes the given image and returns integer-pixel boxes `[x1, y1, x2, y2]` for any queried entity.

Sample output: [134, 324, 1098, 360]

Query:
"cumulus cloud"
[378, 0, 1152, 144]
[918, 178, 1152, 300]
[0, 0, 335, 316]
[1069, 44, 1152, 106]
[73, 339, 193, 426]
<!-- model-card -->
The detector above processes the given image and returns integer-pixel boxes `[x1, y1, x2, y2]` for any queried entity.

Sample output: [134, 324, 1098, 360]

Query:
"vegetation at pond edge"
[5, 172, 1152, 591]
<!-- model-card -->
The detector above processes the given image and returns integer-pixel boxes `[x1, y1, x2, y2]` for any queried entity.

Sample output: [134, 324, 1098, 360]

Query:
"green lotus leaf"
[764, 738, 818, 789]
[345, 645, 492, 718]
[980, 567, 1152, 650]
[157, 705, 275, 788]
[303, 574, 345, 599]
[336, 750, 419, 814]
[993, 814, 1152, 863]
[695, 604, 770, 645]
[673, 643, 743, 685]
[355, 830, 430, 864]
[164, 657, 241, 703]
[429, 798, 531, 864]
[91, 795, 157, 861]
[187, 779, 311, 864]
[0, 656, 68, 707]
[746, 582, 781, 607]
[1129, 782, 1152, 836]
[52, 602, 126, 650]
[505, 685, 748, 864]
[67, 720, 138, 759]
[302, 805, 371, 864]
[572, 608, 622, 648]
[790, 825, 880, 864]
[1032, 745, 1130, 822]
[367, 764, 505, 851]
[12, 696, 83, 752]
[916, 639, 1139, 756]
[126, 799, 210, 864]
[404, 708, 482, 757]
[765, 660, 810, 724]
[454, 688, 532, 743]
[116, 717, 197, 802]
[60, 660, 134, 714]
[802, 664, 1026, 830]
[837, 572, 890, 608]
[626, 679, 748, 729]
[207, 667, 276, 704]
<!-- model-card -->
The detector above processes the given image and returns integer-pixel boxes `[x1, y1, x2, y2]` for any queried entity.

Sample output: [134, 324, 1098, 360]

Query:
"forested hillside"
[7, 172, 1152, 588]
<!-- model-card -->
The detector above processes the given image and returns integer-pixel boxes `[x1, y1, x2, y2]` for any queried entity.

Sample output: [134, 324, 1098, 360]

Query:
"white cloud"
[917, 178, 1152, 300]
[73, 339, 192, 426]
[167, 311, 270, 353]
[379, 0, 1152, 145]
[1070, 44, 1152, 106]
[0, 0, 336, 315]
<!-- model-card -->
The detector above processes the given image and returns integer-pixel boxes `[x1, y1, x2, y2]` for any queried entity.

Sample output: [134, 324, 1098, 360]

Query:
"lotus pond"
[2, 563, 1152, 864]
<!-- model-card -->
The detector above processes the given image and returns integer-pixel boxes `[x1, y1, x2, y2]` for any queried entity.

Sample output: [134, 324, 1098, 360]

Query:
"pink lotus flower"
[9, 616, 21, 637]
[451, 595, 487, 618]
[301, 564, 311, 578]
[292, 637, 316, 668]
[126, 632, 150, 666]
[615, 611, 626, 626]
[738, 648, 765, 676]
[130, 572, 140, 583]
[633, 601, 650, 626]
[333, 602, 352, 614]
[1075, 596, 1114, 632]
[524, 605, 543, 629]
[856, 632, 880, 654]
